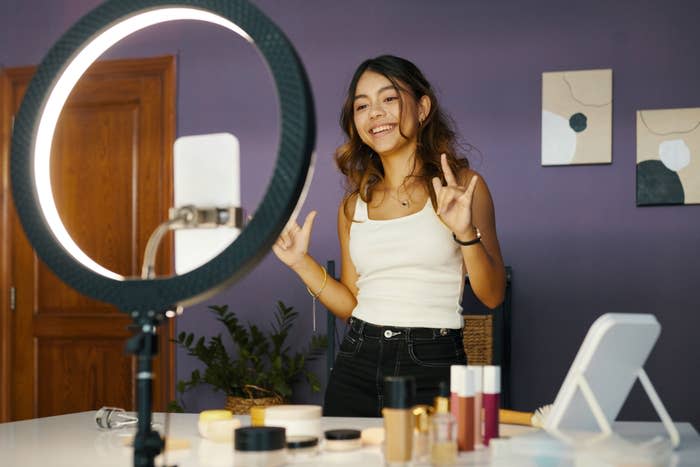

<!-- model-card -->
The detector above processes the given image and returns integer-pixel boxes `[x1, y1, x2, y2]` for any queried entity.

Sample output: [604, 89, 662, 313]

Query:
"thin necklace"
[389, 185, 412, 208]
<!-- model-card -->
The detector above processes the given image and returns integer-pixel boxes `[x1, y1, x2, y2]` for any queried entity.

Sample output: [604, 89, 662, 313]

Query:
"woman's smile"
[369, 123, 397, 137]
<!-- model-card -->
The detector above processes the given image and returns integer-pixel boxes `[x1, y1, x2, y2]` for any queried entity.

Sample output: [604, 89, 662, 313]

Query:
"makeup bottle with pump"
[456, 366, 475, 452]
[467, 365, 483, 446]
[383, 376, 416, 466]
[482, 365, 500, 446]
[430, 381, 457, 466]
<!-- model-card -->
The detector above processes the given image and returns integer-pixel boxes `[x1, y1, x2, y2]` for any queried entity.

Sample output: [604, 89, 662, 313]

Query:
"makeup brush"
[499, 404, 552, 428]
[530, 404, 552, 428]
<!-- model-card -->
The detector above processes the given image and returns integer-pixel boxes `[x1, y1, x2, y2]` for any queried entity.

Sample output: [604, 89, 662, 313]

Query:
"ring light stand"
[10, 1, 315, 466]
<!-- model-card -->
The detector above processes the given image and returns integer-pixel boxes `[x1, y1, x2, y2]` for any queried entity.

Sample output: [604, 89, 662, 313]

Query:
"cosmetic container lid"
[250, 406, 266, 426]
[199, 409, 233, 421]
[450, 366, 467, 396]
[450, 365, 466, 393]
[412, 405, 431, 432]
[467, 366, 483, 393]
[483, 365, 501, 394]
[457, 366, 475, 397]
[286, 436, 319, 449]
[384, 376, 416, 408]
[361, 427, 385, 446]
[433, 382, 451, 414]
[235, 426, 286, 451]
[324, 429, 361, 440]
[264, 404, 321, 420]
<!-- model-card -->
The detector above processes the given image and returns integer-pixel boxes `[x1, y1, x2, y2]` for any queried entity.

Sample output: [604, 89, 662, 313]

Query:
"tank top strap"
[353, 195, 368, 222]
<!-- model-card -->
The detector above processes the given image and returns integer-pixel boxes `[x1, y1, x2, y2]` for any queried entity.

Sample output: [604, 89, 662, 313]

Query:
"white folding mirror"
[544, 313, 679, 448]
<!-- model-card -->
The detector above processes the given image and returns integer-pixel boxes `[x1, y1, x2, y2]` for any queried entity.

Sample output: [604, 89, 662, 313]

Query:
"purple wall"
[2, 0, 698, 427]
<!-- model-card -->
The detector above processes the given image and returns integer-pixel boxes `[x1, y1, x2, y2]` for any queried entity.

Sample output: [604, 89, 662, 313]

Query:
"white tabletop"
[0, 411, 697, 466]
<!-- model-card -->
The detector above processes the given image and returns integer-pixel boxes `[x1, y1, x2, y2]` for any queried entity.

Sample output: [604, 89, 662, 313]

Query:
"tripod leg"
[128, 319, 165, 467]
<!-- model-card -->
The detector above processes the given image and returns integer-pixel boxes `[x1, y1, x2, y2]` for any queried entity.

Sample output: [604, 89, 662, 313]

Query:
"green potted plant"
[169, 300, 327, 413]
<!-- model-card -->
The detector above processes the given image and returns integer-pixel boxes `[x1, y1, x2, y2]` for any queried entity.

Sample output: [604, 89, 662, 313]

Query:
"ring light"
[10, 1, 315, 466]
[11, 0, 315, 313]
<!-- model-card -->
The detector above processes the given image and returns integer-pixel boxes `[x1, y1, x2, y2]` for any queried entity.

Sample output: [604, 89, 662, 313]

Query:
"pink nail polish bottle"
[482, 365, 500, 446]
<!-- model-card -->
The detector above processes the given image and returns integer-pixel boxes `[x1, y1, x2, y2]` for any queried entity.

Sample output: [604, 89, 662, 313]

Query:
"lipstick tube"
[482, 365, 500, 446]
[456, 366, 474, 452]
[450, 365, 465, 421]
[467, 365, 483, 446]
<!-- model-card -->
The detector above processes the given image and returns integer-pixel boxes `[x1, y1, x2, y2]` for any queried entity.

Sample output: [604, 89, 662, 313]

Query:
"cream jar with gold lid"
[198, 410, 241, 443]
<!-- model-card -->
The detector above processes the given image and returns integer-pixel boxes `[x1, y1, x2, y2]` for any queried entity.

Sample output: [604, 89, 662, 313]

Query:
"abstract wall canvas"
[542, 69, 612, 166]
[636, 107, 700, 206]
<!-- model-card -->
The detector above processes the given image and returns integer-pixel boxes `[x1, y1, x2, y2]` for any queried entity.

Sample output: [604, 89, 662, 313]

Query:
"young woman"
[273, 55, 505, 417]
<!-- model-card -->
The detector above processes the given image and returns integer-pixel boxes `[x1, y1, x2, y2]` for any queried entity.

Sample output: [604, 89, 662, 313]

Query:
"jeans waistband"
[348, 316, 462, 340]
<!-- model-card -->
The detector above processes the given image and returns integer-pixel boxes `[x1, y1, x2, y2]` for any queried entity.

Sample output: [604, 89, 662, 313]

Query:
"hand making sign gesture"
[272, 211, 317, 269]
[431, 153, 479, 241]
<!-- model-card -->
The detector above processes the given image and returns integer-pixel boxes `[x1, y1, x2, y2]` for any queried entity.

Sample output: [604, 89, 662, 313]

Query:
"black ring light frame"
[10, 1, 315, 466]
[11, 0, 315, 313]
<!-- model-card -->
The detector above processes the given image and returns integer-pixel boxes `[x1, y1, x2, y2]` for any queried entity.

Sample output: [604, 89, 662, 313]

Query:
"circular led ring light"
[11, 0, 315, 312]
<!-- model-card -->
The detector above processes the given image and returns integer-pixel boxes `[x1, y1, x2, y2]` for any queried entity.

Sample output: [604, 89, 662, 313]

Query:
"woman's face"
[352, 70, 427, 157]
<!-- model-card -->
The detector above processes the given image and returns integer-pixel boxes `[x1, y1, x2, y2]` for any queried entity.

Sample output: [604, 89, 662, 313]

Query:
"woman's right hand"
[271, 211, 317, 269]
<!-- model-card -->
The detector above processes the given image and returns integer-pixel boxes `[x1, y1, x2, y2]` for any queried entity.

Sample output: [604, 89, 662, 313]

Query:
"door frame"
[0, 56, 177, 422]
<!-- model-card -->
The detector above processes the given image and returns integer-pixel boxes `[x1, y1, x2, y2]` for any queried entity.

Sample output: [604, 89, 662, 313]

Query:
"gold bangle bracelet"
[306, 265, 327, 333]
[306, 265, 327, 299]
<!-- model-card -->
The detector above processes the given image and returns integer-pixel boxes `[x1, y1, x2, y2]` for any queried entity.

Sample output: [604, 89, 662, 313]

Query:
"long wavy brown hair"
[335, 55, 469, 218]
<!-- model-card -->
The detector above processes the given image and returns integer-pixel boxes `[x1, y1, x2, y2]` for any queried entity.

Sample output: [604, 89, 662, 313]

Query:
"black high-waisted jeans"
[323, 316, 467, 417]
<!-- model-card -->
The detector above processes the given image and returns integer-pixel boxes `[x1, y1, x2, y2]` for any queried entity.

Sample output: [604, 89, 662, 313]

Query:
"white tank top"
[349, 196, 464, 329]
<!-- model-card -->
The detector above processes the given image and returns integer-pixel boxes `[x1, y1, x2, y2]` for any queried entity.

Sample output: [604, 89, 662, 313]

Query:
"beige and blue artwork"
[636, 108, 700, 205]
[541, 69, 612, 166]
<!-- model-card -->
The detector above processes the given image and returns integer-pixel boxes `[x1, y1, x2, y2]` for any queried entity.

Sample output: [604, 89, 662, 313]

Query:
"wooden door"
[0, 56, 176, 421]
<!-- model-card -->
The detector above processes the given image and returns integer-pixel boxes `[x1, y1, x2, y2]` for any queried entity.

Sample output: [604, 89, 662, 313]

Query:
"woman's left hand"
[431, 153, 478, 240]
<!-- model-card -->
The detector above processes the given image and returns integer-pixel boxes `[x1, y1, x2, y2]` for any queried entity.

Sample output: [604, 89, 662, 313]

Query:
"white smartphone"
[173, 132, 240, 274]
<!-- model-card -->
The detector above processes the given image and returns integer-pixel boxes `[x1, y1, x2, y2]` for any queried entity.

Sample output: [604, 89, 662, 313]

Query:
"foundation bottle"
[430, 381, 457, 466]
[382, 376, 416, 466]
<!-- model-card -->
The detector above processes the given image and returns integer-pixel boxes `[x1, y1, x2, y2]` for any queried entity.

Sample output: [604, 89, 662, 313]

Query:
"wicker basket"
[224, 385, 284, 415]
[462, 314, 493, 365]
